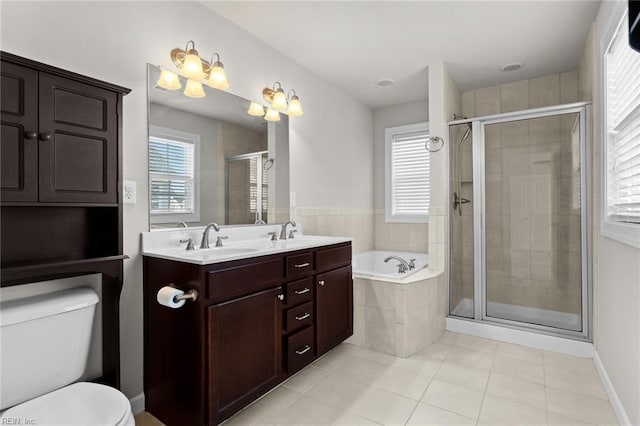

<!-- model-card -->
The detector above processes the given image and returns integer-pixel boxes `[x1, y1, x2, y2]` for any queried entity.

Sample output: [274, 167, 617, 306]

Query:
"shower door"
[225, 151, 269, 225]
[449, 104, 590, 338]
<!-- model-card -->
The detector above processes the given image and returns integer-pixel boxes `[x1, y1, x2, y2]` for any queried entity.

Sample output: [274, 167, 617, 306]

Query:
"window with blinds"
[148, 126, 200, 223]
[605, 11, 640, 226]
[385, 123, 430, 223]
[249, 156, 268, 213]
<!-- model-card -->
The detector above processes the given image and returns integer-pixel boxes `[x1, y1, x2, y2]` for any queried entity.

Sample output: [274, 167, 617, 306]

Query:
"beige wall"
[372, 99, 430, 253]
[587, 2, 640, 424]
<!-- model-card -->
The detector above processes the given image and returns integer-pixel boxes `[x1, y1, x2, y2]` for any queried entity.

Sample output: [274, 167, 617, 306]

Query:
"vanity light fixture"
[157, 69, 181, 90]
[170, 40, 230, 91]
[184, 79, 206, 98]
[247, 101, 266, 117]
[264, 107, 281, 122]
[262, 82, 304, 117]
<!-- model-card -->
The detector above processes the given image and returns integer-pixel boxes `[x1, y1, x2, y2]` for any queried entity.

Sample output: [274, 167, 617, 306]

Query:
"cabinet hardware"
[294, 288, 310, 295]
[24, 131, 37, 139]
[295, 345, 311, 355]
[295, 313, 311, 321]
[39, 132, 51, 141]
[294, 262, 310, 268]
[277, 294, 285, 301]
[318, 280, 325, 286]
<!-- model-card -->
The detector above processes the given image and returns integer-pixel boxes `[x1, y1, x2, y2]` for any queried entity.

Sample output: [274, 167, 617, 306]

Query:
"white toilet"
[0, 287, 134, 426]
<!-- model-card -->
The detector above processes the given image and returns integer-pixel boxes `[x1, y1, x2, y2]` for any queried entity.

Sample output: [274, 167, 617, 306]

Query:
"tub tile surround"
[295, 208, 374, 255]
[214, 332, 618, 426]
[348, 273, 447, 357]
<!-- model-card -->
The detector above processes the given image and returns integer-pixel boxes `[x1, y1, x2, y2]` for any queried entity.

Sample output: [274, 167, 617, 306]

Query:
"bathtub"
[349, 250, 445, 358]
[353, 250, 434, 283]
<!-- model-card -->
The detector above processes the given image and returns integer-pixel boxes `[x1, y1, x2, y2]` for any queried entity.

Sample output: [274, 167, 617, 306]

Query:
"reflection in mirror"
[147, 64, 289, 230]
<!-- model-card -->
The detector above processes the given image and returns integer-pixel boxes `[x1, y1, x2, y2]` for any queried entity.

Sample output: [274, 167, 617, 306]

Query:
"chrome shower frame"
[447, 102, 592, 341]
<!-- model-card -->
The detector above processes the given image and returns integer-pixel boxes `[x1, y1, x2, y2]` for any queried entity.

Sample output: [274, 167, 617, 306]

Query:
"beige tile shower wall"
[461, 72, 582, 314]
[295, 208, 374, 255]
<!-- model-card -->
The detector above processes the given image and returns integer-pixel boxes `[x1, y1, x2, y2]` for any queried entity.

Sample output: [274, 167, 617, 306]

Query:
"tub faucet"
[200, 223, 220, 249]
[384, 255, 410, 274]
[279, 220, 296, 240]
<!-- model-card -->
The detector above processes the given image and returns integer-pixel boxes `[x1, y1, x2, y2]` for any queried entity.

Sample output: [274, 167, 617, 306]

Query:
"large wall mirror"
[147, 64, 290, 230]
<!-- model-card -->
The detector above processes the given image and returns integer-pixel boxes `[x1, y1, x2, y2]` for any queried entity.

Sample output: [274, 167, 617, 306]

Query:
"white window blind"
[249, 156, 268, 213]
[605, 12, 640, 225]
[385, 123, 430, 223]
[149, 136, 195, 215]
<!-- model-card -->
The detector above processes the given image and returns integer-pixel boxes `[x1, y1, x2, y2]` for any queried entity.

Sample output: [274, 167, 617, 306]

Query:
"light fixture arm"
[287, 89, 297, 100]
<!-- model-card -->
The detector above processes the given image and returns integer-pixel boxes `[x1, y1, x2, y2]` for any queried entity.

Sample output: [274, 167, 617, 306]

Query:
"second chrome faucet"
[200, 223, 220, 249]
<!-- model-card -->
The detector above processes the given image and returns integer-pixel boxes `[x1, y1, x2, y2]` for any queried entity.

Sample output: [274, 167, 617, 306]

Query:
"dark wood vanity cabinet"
[143, 242, 352, 425]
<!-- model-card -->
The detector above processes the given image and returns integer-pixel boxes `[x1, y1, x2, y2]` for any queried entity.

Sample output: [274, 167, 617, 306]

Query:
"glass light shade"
[184, 79, 206, 98]
[247, 102, 265, 117]
[182, 51, 205, 80]
[287, 97, 304, 117]
[208, 63, 229, 89]
[157, 70, 181, 90]
[271, 90, 288, 111]
[264, 108, 281, 122]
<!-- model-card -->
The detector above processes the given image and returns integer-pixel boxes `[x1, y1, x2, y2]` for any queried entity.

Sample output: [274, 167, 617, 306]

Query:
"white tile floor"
[223, 331, 619, 425]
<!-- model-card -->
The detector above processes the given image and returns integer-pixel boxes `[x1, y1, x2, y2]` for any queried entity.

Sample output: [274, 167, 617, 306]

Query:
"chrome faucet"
[279, 220, 296, 240]
[200, 223, 220, 249]
[384, 255, 411, 274]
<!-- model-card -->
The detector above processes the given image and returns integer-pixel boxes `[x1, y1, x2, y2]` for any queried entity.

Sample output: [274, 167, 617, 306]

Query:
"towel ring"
[425, 136, 444, 152]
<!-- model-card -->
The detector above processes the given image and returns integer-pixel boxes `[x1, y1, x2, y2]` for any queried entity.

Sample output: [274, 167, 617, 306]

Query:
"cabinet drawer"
[287, 326, 315, 374]
[316, 244, 351, 273]
[285, 301, 314, 333]
[207, 258, 283, 301]
[286, 278, 314, 306]
[285, 252, 314, 280]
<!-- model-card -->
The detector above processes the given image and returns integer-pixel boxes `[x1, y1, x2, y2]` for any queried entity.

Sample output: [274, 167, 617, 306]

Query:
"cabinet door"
[316, 265, 353, 356]
[38, 72, 118, 203]
[207, 286, 283, 424]
[1, 61, 38, 202]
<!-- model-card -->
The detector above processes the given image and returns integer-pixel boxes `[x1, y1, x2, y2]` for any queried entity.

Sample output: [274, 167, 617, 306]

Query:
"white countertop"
[141, 225, 351, 265]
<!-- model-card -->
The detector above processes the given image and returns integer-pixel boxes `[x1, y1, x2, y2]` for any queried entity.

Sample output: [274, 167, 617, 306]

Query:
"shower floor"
[451, 298, 581, 331]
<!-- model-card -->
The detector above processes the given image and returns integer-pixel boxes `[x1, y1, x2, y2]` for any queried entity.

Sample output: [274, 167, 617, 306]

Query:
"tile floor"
[220, 331, 618, 426]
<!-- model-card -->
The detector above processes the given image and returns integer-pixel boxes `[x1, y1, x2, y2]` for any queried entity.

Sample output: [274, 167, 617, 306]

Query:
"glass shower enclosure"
[448, 103, 591, 339]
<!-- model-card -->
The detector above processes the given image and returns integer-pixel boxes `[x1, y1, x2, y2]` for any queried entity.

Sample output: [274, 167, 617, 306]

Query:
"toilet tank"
[0, 287, 99, 410]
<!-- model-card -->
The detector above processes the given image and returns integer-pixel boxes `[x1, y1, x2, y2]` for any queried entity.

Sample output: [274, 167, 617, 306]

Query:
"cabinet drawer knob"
[295, 345, 311, 355]
[295, 313, 311, 321]
[277, 294, 284, 301]
[39, 132, 52, 141]
[24, 131, 37, 140]
[294, 288, 310, 295]
[318, 280, 325, 286]
[294, 262, 310, 268]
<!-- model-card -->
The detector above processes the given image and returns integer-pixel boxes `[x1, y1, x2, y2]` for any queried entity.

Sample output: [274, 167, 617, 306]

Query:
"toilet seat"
[1, 382, 134, 426]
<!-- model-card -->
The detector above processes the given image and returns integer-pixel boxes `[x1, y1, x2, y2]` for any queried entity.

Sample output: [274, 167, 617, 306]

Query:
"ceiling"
[203, 1, 601, 109]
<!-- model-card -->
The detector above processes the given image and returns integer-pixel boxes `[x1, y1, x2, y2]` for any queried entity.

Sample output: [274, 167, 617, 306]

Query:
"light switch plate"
[290, 192, 296, 207]
[123, 180, 136, 204]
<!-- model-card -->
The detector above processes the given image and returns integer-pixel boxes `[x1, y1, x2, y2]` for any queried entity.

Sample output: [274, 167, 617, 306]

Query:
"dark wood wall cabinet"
[0, 51, 130, 388]
[144, 242, 353, 425]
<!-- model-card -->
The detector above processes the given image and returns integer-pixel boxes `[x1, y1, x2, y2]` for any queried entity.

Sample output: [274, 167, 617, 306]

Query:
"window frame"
[600, 3, 640, 249]
[148, 125, 201, 224]
[384, 122, 430, 224]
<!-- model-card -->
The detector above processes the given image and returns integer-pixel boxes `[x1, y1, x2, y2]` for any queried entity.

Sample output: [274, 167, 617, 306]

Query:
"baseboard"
[129, 392, 145, 415]
[446, 317, 593, 357]
[593, 351, 632, 426]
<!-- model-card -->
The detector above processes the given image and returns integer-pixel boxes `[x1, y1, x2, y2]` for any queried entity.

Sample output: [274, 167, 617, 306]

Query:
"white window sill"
[601, 220, 640, 249]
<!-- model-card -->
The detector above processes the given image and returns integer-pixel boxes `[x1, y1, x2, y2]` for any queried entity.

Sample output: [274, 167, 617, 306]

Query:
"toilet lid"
[2, 382, 132, 426]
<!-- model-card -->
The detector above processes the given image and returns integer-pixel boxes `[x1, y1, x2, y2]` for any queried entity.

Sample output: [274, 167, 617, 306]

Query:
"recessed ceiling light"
[501, 62, 524, 72]
[375, 78, 394, 86]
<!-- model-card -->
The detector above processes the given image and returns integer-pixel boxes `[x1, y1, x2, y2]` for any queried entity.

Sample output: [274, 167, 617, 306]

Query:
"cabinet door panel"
[208, 286, 283, 424]
[1, 62, 38, 201]
[38, 72, 117, 203]
[316, 265, 353, 355]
